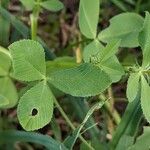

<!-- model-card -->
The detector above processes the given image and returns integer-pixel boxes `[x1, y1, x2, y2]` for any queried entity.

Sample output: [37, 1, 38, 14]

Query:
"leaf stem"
[30, 14, 38, 40]
[135, 0, 142, 13]
[53, 98, 94, 150]
[30, 1, 41, 40]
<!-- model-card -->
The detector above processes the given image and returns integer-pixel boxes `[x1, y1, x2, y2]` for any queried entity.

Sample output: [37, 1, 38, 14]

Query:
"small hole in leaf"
[32, 108, 38, 116]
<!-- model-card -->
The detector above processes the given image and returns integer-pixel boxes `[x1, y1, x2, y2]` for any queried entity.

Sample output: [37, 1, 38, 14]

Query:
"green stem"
[30, 1, 41, 40]
[30, 14, 38, 40]
[53, 98, 94, 150]
[135, 0, 142, 13]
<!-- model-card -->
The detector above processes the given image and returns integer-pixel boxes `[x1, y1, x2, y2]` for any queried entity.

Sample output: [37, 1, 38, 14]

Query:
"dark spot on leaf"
[32, 108, 38, 116]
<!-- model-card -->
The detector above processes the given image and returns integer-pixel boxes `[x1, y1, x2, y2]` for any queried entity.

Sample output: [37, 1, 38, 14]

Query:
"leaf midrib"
[81, 0, 96, 38]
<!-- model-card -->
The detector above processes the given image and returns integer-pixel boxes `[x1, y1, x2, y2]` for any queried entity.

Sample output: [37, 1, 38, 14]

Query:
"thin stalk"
[53, 98, 94, 150]
[75, 47, 82, 64]
[30, 14, 38, 40]
[135, 0, 142, 13]
[30, 0, 41, 40]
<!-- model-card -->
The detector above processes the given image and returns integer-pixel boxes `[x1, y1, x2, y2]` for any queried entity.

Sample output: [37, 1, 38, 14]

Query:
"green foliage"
[46, 57, 77, 75]
[141, 75, 150, 123]
[83, 40, 124, 82]
[48, 63, 111, 97]
[17, 81, 54, 131]
[139, 12, 150, 68]
[127, 73, 140, 102]
[20, 0, 64, 12]
[64, 101, 105, 149]
[9, 40, 46, 82]
[128, 127, 150, 150]
[98, 13, 144, 47]
[79, 0, 100, 39]
[0, 16, 10, 47]
[2, 1, 150, 149]
[125, 12, 150, 125]
[19, 0, 35, 10]
[116, 135, 134, 150]
[96, 40, 121, 62]
[0, 130, 68, 150]
[100, 56, 124, 82]
[40, 0, 64, 12]
[0, 47, 18, 109]
[83, 40, 104, 63]
[0, 52, 11, 76]
[0, 77, 18, 109]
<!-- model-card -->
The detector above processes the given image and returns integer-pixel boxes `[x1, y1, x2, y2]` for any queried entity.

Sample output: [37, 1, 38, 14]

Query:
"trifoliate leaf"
[19, 0, 35, 11]
[83, 40, 104, 63]
[79, 0, 100, 39]
[98, 13, 144, 47]
[40, 0, 64, 12]
[48, 63, 111, 97]
[141, 75, 150, 123]
[127, 73, 140, 103]
[128, 127, 150, 150]
[0, 52, 11, 76]
[100, 56, 124, 82]
[0, 77, 18, 109]
[139, 12, 150, 68]
[9, 40, 46, 82]
[17, 81, 54, 131]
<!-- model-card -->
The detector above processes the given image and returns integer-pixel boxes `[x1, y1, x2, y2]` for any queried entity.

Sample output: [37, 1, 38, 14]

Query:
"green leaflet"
[9, 40, 46, 82]
[127, 73, 140, 102]
[40, 0, 64, 12]
[17, 81, 54, 131]
[139, 12, 150, 68]
[19, 0, 35, 11]
[116, 135, 134, 150]
[46, 57, 77, 75]
[51, 117, 62, 141]
[48, 63, 111, 97]
[87, 40, 124, 82]
[97, 40, 120, 63]
[83, 40, 104, 63]
[141, 75, 150, 123]
[64, 101, 105, 150]
[79, 0, 100, 39]
[0, 51, 11, 76]
[100, 56, 124, 82]
[98, 13, 144, 47]
[83, 40, 124, 82]
[0, 16, 10, 47]
[0, 130, 68, 150]
[80, 139, 107, 150]
[0, 77, 18, 109]
[128, 127, 150, 150]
